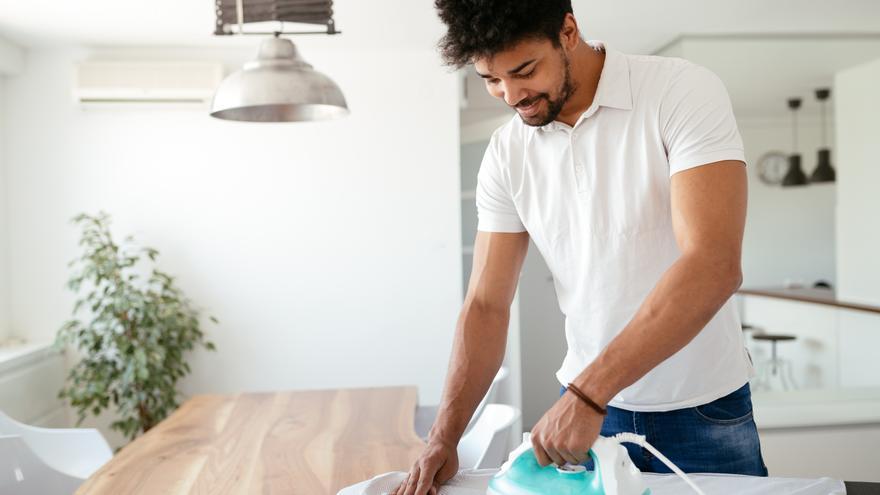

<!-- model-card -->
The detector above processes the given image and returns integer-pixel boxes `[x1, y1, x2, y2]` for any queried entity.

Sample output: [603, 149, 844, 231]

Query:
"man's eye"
[487, 78, 500, 85]
[516, 70, 534, 79]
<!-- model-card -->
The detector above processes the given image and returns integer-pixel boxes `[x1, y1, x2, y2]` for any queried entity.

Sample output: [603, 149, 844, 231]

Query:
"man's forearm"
[429, 302, 509, 445]
[572, 250, 743, 406]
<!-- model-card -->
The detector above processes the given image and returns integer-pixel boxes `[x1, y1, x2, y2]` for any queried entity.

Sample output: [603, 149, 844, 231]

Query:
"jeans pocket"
[693, 384, 754, 426]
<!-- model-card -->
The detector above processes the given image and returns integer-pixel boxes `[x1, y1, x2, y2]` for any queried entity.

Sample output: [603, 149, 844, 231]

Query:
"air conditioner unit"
[72, 61, 225, 105]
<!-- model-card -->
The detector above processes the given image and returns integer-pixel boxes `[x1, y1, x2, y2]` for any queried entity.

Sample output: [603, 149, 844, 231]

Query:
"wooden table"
[75, 386, 427, 495]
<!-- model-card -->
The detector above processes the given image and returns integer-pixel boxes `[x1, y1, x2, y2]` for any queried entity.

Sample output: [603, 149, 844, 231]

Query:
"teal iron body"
[487, 436, 650, 495]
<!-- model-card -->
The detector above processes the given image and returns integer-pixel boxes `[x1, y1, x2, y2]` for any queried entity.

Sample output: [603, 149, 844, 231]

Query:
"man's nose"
[497, 81, 526, 107]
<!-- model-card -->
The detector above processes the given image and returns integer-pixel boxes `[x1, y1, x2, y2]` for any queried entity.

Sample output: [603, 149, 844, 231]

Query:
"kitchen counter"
[753, 387, 880, 429]
[739, 287, 880, 315]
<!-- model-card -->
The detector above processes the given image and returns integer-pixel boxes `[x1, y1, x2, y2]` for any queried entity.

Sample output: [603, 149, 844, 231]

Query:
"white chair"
[414, 366, 509, 440]
[0, 410, 112, 480]
[457, 404, 521, 469]
[0, 434, 83, 495]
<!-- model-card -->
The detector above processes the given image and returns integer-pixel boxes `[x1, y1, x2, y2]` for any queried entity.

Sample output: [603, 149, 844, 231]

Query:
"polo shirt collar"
[540, 40, 632, 132]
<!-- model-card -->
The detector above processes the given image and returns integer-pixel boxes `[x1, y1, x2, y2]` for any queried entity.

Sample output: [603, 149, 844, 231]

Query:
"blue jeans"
[558, 383, 768, 476]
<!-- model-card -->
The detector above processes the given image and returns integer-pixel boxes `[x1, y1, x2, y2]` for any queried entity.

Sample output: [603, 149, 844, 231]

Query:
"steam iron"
[487, 435, 649, 495]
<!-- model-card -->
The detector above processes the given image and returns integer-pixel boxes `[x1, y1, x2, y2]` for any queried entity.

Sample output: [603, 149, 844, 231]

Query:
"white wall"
[0, 76, 8, 342]
[739, 118, 837, 288]
[835, 57, 880, 306]
[0, 35, 22, 343]
[2, 11, 462, 442]
[0, 36, 24, 76]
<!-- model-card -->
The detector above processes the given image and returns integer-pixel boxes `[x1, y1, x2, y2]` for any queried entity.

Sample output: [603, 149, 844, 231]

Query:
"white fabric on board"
[337, 469, 846, 495]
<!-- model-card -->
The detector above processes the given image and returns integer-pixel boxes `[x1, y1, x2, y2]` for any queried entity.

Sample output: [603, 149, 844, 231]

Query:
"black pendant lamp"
[782, 97, 808, 187]
[810, 88, 836, 183]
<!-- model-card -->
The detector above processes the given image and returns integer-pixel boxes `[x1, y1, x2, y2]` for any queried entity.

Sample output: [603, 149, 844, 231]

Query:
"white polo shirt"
[476, 40, 753, 411]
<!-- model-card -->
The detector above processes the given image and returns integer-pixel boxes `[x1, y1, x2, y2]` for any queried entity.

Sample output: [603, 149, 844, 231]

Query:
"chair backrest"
[0, 409, 112, 479]
[0, 434, 83, 495]
[462, 366, 509, 437]
[457, 404, 521, 470]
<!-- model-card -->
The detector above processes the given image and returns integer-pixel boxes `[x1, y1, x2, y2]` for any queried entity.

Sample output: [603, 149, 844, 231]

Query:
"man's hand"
[392, 438, 459, 495]
[529, 391, 603, 467]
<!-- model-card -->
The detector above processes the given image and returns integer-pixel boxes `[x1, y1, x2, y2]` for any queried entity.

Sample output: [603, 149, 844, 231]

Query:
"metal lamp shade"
[211, 37, 348, 122]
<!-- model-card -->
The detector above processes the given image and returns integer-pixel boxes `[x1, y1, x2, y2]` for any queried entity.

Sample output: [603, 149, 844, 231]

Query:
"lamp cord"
[236, 0, 245, 34]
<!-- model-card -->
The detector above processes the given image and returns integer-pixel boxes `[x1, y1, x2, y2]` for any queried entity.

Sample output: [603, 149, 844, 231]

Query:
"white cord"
[613, 433, 707, 495]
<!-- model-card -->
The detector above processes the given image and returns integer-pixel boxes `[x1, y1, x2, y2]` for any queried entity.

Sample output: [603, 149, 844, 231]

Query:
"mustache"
[514, 94, 549, 109]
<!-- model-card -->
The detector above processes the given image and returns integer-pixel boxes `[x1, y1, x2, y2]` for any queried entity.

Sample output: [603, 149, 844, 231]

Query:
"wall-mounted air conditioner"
[72, 61, 224, 105]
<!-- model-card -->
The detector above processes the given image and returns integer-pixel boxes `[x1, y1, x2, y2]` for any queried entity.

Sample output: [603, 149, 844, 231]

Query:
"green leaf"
[56, 211, 218, 443]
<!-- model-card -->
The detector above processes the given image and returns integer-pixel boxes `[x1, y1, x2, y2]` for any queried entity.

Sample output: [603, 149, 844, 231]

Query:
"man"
[394, 1, 765, 494]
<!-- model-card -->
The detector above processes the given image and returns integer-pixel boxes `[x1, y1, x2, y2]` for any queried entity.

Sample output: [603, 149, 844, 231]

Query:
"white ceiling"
[1, 0, 879, 50]
[661, 36, 880, 120]
[0, 0, 447, 49]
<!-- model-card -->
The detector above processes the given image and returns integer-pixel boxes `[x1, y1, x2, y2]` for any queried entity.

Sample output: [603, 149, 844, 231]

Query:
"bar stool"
[741, 323, 763, 340]
[751, 334, 798, 391]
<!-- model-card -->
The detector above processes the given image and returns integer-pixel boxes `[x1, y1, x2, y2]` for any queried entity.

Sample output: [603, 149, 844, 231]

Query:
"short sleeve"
[660, 64, 746, 176]
[475, 132, 526, 233]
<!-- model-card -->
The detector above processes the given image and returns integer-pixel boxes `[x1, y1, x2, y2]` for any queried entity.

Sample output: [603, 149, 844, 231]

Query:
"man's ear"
[559, 13, 580, 52]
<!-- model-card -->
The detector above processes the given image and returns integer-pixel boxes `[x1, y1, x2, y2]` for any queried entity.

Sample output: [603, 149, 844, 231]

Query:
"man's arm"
[430, 230, 530, 444]
[395, 230, 529, 495]
[530, 160, 747, 467]
[574, 160, 747, 404]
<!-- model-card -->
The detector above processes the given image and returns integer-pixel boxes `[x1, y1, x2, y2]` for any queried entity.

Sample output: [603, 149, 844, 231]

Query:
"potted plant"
[55, 212, 217, 441]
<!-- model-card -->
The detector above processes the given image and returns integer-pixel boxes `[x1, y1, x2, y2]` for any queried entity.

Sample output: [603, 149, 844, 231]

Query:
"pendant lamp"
[782, 97, 808, 187]
[210, 0, 348, 122]
[809, 88, 836, 183]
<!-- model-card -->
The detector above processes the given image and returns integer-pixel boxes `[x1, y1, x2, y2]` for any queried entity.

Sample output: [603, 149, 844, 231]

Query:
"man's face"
[474, 38, 575, 127]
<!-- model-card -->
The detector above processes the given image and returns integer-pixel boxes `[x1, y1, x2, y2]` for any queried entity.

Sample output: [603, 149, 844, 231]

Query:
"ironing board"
[337, 469, 857, 494]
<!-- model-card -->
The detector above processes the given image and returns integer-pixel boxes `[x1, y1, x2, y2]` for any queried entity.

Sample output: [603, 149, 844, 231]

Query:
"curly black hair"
[435, 0, 574, 68]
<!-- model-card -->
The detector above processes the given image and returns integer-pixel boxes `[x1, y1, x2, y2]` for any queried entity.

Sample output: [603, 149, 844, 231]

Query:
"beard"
[516, 52, 577, 127]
